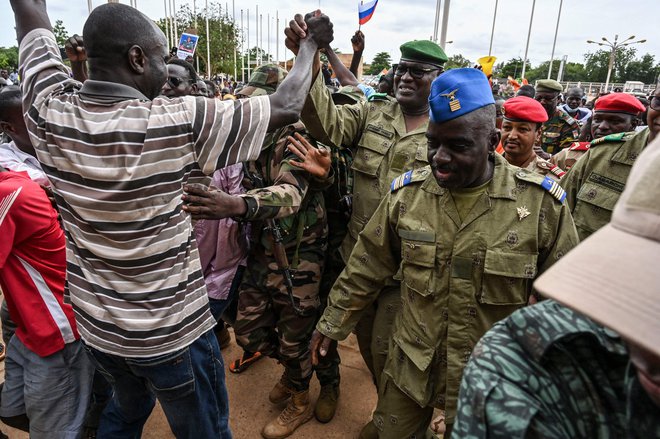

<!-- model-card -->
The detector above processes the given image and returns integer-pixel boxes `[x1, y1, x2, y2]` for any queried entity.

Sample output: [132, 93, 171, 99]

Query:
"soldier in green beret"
[285, 29, 448, 397]
[535, 79, 580, 155]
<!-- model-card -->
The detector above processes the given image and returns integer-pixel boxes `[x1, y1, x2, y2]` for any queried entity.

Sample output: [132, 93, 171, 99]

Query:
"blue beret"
[429, 68, 495, 124]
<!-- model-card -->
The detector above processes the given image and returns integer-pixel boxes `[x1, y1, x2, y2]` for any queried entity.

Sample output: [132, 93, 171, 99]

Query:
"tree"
[583, 46, 637, 83]
[52, 20, 69, 47]
[368, 52, 392, 75]
[493, 57, 531, 80]
[624, 53, 659, 84]
[445, 54, 471, 70]
[0, 46, 19, 70]
[156, 2, 241, 77]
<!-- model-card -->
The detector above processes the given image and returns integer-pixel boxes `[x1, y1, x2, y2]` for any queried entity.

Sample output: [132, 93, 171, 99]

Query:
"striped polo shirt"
[19, 29, 270, 358]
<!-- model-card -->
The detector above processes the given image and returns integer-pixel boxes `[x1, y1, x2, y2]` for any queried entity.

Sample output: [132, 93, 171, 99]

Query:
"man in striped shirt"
[9, 0, 333, 436]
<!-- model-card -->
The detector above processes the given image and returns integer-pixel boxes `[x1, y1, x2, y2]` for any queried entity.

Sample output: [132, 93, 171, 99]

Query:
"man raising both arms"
[8, 1, 333, 437]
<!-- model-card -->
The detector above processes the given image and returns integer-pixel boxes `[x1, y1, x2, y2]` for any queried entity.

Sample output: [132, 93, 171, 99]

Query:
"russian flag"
[359, 0, 379, 25]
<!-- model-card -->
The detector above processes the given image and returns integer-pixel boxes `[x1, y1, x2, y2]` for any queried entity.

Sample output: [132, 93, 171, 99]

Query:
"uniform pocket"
[352, 129, 392, 177]
[400, 235, 437, 297]
[479, 249, 537, 305]
[573, 179, 621, 234]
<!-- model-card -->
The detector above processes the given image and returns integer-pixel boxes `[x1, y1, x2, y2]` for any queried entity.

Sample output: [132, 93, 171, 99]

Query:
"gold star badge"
[517, 206, 531, 221]
[440, 89, 461, 112]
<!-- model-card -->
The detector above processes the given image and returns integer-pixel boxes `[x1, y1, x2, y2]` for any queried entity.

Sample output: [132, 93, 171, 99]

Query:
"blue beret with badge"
[428, 68, 495, 124]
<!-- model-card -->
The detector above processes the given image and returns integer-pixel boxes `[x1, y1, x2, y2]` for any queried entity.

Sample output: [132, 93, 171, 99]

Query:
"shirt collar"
[79, 80, 149, 103]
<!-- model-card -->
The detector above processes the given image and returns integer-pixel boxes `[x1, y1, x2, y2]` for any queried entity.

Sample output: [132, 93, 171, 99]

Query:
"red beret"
[502, 96, 549, 124]
[594, 93, 645, 115]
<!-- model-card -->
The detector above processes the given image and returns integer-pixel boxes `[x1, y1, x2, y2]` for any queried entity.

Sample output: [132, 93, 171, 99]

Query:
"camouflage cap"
[331, 85, 365, 105]
[535, 79, 563, 93]
[239, 64, 288, 97]
[399, 40, 448, 66]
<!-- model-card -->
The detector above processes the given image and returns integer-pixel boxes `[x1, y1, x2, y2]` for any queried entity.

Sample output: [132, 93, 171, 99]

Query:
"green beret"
[399, 40, 448, 66]
[535, 79, 563, 93]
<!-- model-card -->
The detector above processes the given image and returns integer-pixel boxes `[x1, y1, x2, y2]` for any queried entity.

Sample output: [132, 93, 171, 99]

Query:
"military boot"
[261, 390, 313, 439]
[269, 374, 294, 404]
[314, 383, 339, 423]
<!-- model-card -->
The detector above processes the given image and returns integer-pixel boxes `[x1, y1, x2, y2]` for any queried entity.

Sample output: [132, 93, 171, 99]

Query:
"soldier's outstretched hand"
[181, 184, 247, 220]
[310, 329, 333, 366]
[286, 132, 331, 178]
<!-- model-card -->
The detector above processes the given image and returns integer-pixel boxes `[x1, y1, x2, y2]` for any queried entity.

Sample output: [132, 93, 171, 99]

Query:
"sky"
[2, 0, 658, 71]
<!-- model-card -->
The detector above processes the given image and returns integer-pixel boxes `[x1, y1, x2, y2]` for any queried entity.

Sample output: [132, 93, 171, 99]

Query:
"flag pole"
[521, 0, 536, 79]
[233, 0, 237, 81]
[205, 0, 211, 77]
[247, 9, 251, 79]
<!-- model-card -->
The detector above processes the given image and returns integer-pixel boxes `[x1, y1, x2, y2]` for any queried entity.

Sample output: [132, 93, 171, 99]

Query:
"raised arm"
[267, 11, 333, 132]
[9, 0, 52, 44]
[349, 30, 364, 78]
[325, 48, 358, 87]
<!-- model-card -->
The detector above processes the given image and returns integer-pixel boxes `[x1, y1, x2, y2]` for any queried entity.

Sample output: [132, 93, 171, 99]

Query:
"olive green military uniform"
[504, 153, 566, 181]
[234, 122, 329, 392]
[539, 107, 580, 154]
[561, 128, 649, 242]
[550, 141, 590, 171]
[316, 154, 579, 437]
[301, 73, 429, 384]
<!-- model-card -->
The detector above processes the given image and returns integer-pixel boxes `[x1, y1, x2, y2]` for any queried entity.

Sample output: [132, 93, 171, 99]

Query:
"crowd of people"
[0, 1, 659, 438]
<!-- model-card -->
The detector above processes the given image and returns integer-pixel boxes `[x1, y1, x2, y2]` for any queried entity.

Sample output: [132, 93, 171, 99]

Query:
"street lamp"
[587, 34, 646, 92]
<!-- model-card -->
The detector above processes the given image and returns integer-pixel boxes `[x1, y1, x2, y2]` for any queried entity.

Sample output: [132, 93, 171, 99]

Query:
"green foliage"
[493, 57, 531, 79]
[624, 54, 659, 84]
[369, 52, 392, 75]
[156, 2, 240, 78]
[0, 47, 19, 70]
[445, 54, 471, 69]
[583, 47, 637, 82]
[52, 20, 69, 47]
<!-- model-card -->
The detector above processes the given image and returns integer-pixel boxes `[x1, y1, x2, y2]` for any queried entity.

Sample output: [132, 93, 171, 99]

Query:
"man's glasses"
[393, 64, 443, 79]
[167, 77, 191, 88]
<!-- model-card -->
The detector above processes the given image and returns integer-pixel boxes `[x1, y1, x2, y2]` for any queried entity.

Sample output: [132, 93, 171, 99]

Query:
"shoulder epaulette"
[515, 169, 566, 203]
[568, 141, 590, 151]
[391, 166, 430, 192]
[590, 132, 629, 147]
[536, 160, 566, 179]
[368, 92, 391, 102]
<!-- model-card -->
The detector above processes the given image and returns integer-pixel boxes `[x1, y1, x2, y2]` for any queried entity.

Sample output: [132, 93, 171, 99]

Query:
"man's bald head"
[84, 3, 165, 61]
[0, 86, 33, 155]
[83, 3, 168, 99]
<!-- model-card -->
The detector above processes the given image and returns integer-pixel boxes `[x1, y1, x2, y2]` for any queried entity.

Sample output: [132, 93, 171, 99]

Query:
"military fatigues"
[454, 300, 660, 438]
[550, 141, 590, 171]
[302, 74, 429, 384]
[504, 154, 566, 181]
[561, 128, 649, 242]
[317, 154, 579, 436]
[234, 122, 329, 392]
[539, 107, 580, 155]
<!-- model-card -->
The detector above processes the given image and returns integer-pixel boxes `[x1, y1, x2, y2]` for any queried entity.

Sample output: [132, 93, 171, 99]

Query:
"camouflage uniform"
[302, 73, 428, 385]
[454, 300, 660, 438]
[538, 107, 580, 155]
[234, 122, 329, 392]
[317, 154, 579, 436]
[561, 128, 649, 241]
[550, 141, 590, 171]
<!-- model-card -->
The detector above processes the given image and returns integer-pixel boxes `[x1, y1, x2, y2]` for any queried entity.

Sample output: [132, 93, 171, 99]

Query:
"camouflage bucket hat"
[239, 64, 288, 97]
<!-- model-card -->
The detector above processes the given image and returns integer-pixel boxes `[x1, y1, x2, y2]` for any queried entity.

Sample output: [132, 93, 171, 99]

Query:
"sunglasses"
[167, 77, 191, 88]
[393, 64, 443, 79]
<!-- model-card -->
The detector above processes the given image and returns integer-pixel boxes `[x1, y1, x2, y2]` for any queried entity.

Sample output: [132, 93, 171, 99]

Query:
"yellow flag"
[477, 56, 497, 78]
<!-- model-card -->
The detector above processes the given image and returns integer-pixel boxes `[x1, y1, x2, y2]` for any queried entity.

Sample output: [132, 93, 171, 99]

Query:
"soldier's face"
[393, 60, 441, 110]
[591, 112, 635, 139]
[426, 111, 500, 189]
[565, 91, 583, 110]
[535, 91, 558, 118]
[501, 120, 540, 157]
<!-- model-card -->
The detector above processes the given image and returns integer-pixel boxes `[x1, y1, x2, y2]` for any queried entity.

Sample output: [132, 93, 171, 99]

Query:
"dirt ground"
[0, 330, 378, 438]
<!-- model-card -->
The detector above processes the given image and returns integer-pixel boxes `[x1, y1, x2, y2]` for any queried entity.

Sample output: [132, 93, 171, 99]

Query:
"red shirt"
[0, 171, 78, 357]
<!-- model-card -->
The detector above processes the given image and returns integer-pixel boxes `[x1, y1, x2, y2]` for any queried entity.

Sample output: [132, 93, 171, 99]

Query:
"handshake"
[285, 10, 334, 55]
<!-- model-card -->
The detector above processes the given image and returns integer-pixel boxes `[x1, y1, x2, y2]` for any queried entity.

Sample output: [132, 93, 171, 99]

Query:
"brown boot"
[261, 390, 313, 439]
[268, 374, 294, 404]
[314, 384, 339, 423]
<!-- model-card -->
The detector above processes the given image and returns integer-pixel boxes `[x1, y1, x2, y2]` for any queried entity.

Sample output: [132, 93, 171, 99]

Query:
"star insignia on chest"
[517, 206, 531, 221]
